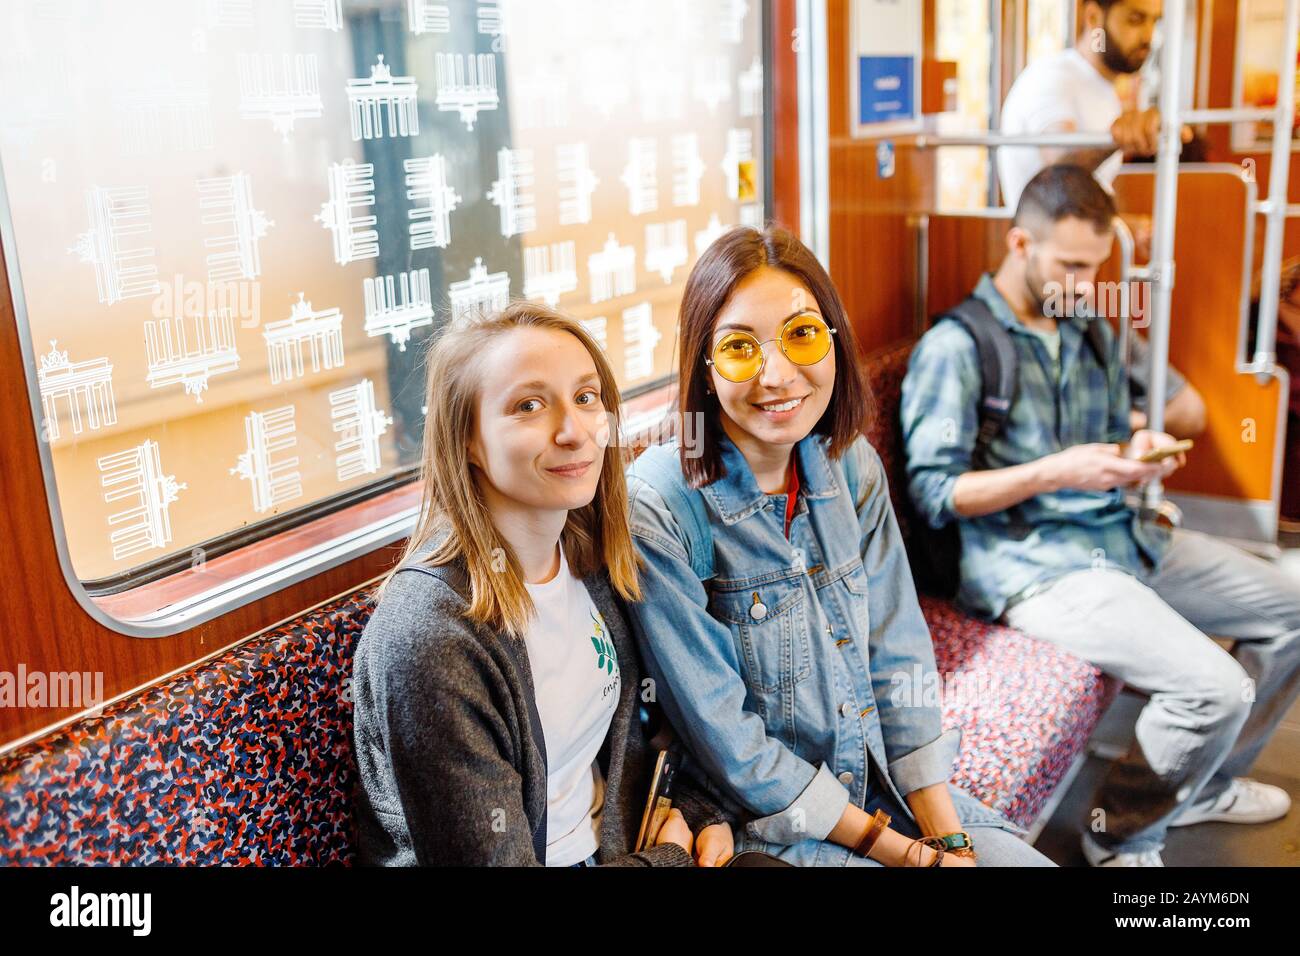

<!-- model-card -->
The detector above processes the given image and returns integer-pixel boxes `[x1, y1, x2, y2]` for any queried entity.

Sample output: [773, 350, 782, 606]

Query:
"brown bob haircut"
[676, 224, 873, 487]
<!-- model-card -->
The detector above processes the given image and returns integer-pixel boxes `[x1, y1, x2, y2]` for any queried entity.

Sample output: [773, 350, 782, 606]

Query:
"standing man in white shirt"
[998, 0, 1189, 209]
[998, 0, 1204, 438]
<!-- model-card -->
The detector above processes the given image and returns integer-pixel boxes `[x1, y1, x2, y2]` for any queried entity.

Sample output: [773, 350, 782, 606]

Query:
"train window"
[1026, 0, 1070, 68]
[0, 0, 765, 634]
[935, 0, 992, 209]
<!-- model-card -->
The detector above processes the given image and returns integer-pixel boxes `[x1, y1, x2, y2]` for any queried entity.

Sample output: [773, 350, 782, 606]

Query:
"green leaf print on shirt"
[589, 609, 617, 675]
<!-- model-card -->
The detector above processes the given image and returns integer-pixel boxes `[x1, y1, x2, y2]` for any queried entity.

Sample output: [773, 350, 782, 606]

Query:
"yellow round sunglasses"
[706, 311, 837, 384]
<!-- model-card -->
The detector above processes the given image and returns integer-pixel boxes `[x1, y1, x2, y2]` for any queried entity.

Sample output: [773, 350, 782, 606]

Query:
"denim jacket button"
[839, 702, 853, 717]
[837, 771, 854, 786]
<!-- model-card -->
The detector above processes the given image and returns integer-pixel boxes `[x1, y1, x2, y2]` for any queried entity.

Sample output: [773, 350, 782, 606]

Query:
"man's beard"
[1027, 258, 1094, 320]
[1099, 25, 1150, 74]
[1024, 258, 1053, 318]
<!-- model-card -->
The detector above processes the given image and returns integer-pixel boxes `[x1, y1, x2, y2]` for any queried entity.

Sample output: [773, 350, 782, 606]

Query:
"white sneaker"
[1169, 777, 1292, 827]
[1081, 832, 1165, 867]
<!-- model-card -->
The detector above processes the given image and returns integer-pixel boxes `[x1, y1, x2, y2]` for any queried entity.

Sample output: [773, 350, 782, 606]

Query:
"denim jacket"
[625, 431, 1020, 866]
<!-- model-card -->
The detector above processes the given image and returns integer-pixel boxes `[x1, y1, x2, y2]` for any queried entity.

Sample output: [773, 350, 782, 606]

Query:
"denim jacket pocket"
[708, 573, 810, 698]
[811, 558, 870, 640]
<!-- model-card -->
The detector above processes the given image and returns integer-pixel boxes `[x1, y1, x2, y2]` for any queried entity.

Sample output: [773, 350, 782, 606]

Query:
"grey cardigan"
[352, 555, 731, 866]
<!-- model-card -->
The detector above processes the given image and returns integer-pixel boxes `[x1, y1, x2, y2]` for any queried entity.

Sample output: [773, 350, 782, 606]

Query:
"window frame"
[1, 32, 772, 639]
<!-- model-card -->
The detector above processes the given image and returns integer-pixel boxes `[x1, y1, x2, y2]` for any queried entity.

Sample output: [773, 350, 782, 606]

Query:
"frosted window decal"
[347, 55, 420, 141]
[486, 146, 536, 238]
[317, 161, 380, 265]
[199, 173, 273, 284]
[588, 234, 636, 304]
[407, 0, 451, 36]
[434, 52, 498, 130]
[38, 342, 117, 443]
[145, 307, 241, 401]
[621, 302, 659, 382]
[738, 55, 763, 118]
[645, 220, 689, 284]
[404, 154, 459, 250]
[671, 133, 706, 208]
[523, 242, 578, 308]
[448, 257, 510, 322]
[99, 440, 187, 561]
[621, 138, 659, 216]
[295, 0, 344, 32]
[0, 0, 764, 590]
[330, 378, 393, 481]
[556, 143, 598, 225]
[363, 269, 435, 351]
[237, 53, 323, 141]
[231, 405, 302, 514]
[69, 185, 161, 306]
[263, 293, 346, 385]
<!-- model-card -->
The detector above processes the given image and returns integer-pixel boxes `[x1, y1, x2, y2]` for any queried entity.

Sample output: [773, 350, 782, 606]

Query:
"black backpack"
[905, 296, 1111, 600]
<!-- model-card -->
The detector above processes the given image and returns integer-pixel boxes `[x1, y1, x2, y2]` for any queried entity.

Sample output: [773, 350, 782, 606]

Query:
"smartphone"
[634, 749, 677, 852]
[1137, 439, 1193, 463]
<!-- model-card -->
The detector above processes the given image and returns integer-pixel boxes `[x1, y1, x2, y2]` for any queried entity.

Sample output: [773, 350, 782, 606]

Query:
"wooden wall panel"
[926, 218, 1007, 319]
[771, 0, 801, 230]
[825, 0, 937, 355]
[1200, 0, 1300, 266]
[1113, 169, 1282, 503]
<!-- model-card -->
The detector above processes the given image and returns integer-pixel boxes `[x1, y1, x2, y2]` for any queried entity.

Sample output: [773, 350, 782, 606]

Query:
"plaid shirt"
[899, 273, 1170, 620]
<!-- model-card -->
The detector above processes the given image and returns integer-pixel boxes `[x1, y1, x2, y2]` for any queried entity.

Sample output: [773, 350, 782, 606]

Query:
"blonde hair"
[379, 301, 641, 636]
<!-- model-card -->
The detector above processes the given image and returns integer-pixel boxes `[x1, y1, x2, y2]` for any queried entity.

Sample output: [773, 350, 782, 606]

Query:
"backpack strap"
[627, 443, 716, 580]
[937, 296, 1018, 467]
[396, 560, 548, 865]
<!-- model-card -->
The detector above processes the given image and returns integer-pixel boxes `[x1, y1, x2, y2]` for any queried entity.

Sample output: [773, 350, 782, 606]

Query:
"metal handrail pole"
[1142, 0, 1189, 507]
[1252, 0, 1300, 370]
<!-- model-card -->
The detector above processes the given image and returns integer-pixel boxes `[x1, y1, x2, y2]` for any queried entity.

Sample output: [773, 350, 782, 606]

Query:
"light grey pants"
[1003, 528, 1300, 854]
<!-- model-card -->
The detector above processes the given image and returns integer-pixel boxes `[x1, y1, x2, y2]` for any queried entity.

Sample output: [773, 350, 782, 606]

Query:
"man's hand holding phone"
[1124, 429, 1191, 476]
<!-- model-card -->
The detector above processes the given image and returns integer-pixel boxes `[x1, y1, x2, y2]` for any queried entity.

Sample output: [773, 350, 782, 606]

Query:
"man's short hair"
[1014, 164, 1117, 237]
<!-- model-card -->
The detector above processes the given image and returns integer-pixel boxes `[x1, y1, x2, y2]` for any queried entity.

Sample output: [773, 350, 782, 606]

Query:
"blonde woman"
[352, 302, 735, 866]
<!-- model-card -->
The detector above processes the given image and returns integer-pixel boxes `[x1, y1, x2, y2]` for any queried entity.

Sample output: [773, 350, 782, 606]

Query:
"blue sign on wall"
[857, 55, 915, 126]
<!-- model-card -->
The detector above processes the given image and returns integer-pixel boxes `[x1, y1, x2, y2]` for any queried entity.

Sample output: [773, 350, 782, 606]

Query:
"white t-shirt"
[998, 48, 1123, 209]
[522, 545, 622, 866]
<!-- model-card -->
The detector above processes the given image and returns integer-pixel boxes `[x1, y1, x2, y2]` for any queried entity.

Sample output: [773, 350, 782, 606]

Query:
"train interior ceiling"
[0, 0, 1297, 868]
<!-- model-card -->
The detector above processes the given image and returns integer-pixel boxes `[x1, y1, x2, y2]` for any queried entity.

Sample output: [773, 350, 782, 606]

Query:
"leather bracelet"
[854, 809, 890, 858]
[911, 835, 948, 867]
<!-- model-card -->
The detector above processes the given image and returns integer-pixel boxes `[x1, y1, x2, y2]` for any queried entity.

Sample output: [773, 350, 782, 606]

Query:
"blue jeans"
[1004, 528, 1300, 854]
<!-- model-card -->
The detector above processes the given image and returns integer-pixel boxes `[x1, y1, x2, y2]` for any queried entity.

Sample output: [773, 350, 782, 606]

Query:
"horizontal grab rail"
[912, 110, 1273, 152]
[913, 132, 1114, 149]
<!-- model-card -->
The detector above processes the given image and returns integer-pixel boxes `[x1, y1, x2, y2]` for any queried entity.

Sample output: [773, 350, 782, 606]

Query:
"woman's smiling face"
[709, 266, 836, 453]
[469, 326, 610, 517]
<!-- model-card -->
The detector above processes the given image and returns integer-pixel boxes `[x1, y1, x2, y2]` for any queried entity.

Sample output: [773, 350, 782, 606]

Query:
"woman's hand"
[694, 823, 734, 867]
[653, 808, 694, 855]
[940, 853, 977, 867]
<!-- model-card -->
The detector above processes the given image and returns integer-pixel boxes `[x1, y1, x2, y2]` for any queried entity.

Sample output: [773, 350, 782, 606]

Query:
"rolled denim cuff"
[744, 763, 850, 845]
[887, 727, 962, 796]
